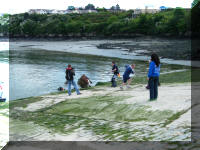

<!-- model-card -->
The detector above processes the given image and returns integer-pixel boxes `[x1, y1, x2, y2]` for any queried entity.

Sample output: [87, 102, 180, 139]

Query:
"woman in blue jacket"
[148, 53, 160, 101]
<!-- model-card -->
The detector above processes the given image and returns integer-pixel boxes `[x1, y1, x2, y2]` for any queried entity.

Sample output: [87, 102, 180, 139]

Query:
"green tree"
[21, 19, 38, 36]
[85, 4, 95, 10]
[116, 4, 120, 10]
[68, 6, 75, 10]
[192, 0, 200, 7]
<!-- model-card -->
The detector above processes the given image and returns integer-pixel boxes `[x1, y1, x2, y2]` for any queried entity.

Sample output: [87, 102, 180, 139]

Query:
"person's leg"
[127, 77, 132, 88]
[154, 77, 159, 99]
[120, 76, 127, 89]
[68, 80, 72, 95]
[149, 77, 154, 100]
[111, 75, 116, 87]
[146, 80, 150, 89]
[113, 75, 117, 87]
[72, 80, 81, 95]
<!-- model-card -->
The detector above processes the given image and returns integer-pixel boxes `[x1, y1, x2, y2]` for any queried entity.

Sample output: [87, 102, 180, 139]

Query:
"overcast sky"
[0, 0, 193, 14]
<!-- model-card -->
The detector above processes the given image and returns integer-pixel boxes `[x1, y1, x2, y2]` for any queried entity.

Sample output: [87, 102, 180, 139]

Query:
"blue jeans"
[149, 76, 159, 100]
[67, 80, 80, 95]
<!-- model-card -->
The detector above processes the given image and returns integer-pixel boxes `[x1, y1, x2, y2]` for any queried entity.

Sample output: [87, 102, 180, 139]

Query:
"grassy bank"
[96, 69, 191, 87]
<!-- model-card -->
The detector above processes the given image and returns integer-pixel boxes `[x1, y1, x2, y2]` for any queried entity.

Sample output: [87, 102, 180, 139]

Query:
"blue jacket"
[148, 61, 160, 78]
[123, 65, 134, 78]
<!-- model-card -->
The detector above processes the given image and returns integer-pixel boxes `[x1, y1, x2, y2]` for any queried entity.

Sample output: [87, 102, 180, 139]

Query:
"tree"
[96, 7, 107, 12]
[192, 0, 200, 7]
[85, 4, 95, 10]
[116, 4, 120, 10]
[78, 7, 84, 10]
[110, 6, 116, 10]
[68, 6, 75, 10]
[21, 19, 37, 36]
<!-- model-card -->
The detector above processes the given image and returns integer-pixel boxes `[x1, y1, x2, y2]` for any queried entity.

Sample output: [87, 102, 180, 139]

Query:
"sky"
[0, 0, 193, 14]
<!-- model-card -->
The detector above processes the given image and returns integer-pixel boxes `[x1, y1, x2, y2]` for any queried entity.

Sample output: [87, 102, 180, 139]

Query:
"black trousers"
[149, 76, 159, 100]
[111, 75, 117, 87]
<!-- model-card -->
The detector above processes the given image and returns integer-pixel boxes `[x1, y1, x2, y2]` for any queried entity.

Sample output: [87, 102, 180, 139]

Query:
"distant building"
[72, 9, 97, 14]
[28, 9, 49, 14]
[51, 10, 68, 14]
[28, 9, 97, 14]
[132, 8, 160, 18]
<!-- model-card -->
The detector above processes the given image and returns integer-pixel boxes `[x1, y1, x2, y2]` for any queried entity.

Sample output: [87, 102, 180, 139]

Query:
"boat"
[0, 82, 6, 102]
[0, 98, 6, 102]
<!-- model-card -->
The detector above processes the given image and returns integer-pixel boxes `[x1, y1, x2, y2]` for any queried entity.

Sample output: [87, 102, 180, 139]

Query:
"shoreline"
[10, 69, 192, 101]
[7, 35, 191, 41]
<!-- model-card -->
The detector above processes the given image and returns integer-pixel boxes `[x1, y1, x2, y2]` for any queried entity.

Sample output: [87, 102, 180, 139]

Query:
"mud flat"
[9, 69, 193, 142]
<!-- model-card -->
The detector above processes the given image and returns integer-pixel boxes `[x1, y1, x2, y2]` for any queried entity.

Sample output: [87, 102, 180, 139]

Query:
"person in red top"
[65, 64, 81, 96]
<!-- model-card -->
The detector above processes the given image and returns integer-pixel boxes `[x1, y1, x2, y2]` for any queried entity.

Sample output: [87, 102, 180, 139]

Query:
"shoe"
[68, 94, 71, 96]
[77, 93, 82, 95]
[126, 85, 131, 89]
[149, 99, 156, 101]
[120, 86, 123, 90]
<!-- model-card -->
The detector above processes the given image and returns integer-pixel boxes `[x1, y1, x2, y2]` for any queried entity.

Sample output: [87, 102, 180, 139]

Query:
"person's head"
[131, 64, 135, 69]
[68, 64, 71, 68]
[112, 61, 115, 66]
[151, 53, 160, 67]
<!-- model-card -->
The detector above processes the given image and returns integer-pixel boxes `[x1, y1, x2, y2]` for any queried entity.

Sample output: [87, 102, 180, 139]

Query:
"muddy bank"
[8, 69, 193, 142]
[10, 82, 191, 141]
[10, 39, 192, 67]
[97, 38, 191, 60]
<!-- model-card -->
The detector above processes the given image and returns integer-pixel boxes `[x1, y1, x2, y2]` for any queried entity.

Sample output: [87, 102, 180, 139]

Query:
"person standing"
[147, 53, 160, 101]
[120, 64, 135, 90]
[65, 64, 81, 96]
[111, 61, 119, 87]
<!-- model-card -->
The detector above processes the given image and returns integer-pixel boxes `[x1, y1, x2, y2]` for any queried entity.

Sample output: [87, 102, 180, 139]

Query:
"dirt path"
[15, 83, 191, 112]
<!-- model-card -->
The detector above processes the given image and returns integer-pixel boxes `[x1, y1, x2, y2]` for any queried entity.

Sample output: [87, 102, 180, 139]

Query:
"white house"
[71, 9, 97, 14]
[28, 9, 49, 14]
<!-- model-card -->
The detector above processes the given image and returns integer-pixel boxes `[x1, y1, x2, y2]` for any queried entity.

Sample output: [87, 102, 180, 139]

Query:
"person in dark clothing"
[147, 54, 161, 101]
[65, 64, 81, 96]
[58, 87, 65, 91]
[111, 61, 119, 87]
[120, 64, 135, 90]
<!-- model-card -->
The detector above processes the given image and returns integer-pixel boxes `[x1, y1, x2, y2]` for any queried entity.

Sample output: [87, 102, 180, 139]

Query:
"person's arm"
[148, 62, 154, 78]
[131, 69, 135, 74]
[71, 69, 75, 76]
[112, 65, 117, 72]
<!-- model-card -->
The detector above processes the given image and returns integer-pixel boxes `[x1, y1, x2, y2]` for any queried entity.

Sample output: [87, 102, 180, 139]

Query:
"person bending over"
[120, 64, 135, 90]
[78, 74, 92, 88]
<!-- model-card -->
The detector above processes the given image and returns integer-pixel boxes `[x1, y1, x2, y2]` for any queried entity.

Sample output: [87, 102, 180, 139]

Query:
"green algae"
[8, 68, 192, 141]
[10, 94, 181, 141]
[10, 96, 43, 109]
